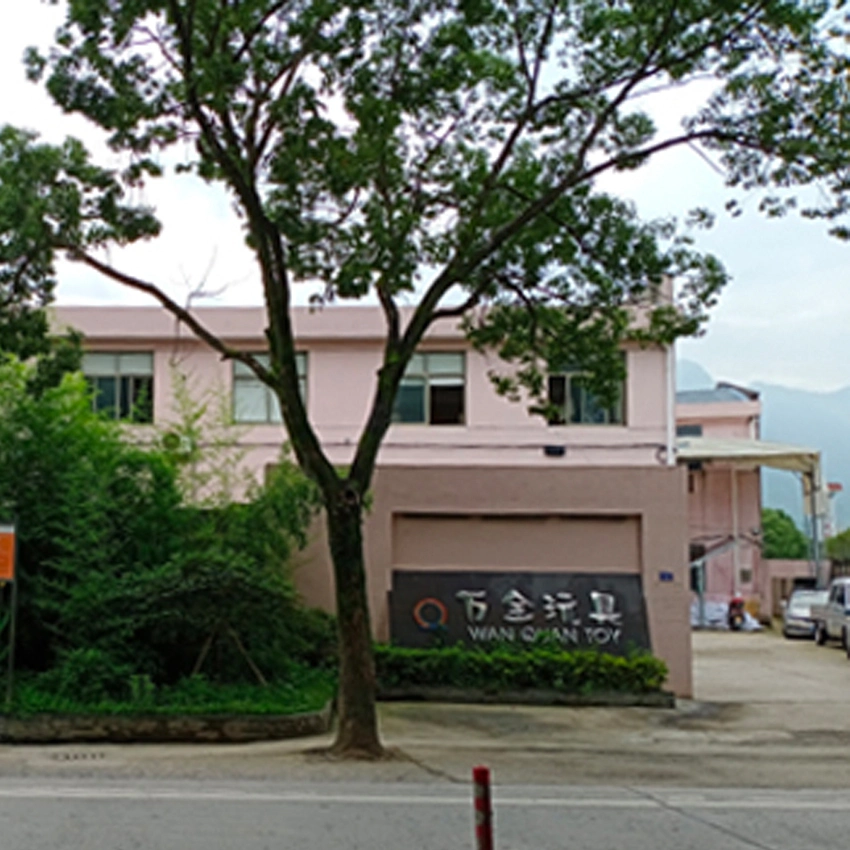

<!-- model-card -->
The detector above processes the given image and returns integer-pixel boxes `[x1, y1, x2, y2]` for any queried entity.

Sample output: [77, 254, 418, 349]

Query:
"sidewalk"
[0, 631, 847, 788]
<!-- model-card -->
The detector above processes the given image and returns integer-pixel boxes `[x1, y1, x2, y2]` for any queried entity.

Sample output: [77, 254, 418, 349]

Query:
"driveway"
[693, 627, 850, 704]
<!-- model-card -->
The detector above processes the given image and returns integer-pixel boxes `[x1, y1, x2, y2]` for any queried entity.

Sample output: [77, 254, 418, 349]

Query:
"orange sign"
[0, 525, 15, 582]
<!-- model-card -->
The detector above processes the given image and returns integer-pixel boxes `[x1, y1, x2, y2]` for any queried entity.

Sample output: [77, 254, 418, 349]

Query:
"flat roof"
[676, 436, 820, 474]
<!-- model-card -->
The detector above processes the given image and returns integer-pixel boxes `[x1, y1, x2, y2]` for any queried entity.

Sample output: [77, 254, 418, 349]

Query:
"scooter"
[728, 595, 746, 631]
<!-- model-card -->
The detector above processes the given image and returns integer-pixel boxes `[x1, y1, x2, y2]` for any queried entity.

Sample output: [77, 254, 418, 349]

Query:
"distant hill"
[751, 381, 850, 532]
[677, 359, 850, 532]
[676, 360, 714, 392]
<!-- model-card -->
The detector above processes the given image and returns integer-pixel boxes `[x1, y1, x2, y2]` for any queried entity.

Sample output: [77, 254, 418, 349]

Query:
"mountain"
[752, 381, 850, 532]
[676, 360, 714, 392]
[676, 359, 850, 532]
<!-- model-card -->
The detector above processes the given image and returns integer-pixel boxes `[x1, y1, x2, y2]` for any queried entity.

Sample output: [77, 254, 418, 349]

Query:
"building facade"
[676, 384, 763, 603]
[54, 305, 692, 695]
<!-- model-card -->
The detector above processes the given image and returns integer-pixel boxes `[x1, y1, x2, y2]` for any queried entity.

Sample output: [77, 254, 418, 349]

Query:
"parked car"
[782, 588, 828, 639]
[810, 578, 850, 647]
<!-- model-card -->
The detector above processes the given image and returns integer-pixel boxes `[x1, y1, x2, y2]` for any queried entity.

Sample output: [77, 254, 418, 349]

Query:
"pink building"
[676, 384, 763, 602]
[52, 305, 692, 696]
[676, 383, 821, 620]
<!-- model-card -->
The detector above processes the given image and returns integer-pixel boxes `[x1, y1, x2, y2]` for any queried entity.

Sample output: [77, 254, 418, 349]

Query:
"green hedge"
[7, 667, 336, 717]
[374, 644, 668, 695]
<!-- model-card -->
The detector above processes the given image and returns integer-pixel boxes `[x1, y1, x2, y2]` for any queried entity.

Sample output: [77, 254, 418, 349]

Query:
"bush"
[35, 648, 133, 704]
[11, 666, 335, 717]
[0, 359, 328, 689]
[374, 644, 668, 695]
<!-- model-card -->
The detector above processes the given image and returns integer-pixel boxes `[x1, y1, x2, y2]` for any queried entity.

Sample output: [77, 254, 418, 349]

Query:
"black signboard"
[389, 571, 650, 654]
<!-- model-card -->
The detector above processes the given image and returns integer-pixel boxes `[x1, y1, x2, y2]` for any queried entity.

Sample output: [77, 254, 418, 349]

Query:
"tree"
[761, 508, 809, 561]
[826, 526, 850, 564]
[0, 361, 183, 672]
[0, 358, 327, 687]
[4, 0, 850, 755]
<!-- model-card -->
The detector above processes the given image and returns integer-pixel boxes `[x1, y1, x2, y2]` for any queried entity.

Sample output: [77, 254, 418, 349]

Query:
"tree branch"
[430, 287, 488, 322]
[66, 249, 273, 383]
[165, 0, 338, 494]
[376, 283, 400, 346]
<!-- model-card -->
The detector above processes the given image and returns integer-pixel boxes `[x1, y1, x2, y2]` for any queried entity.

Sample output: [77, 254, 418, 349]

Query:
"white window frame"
[392, 352, 466, 425]
[82, 351, 155, 423]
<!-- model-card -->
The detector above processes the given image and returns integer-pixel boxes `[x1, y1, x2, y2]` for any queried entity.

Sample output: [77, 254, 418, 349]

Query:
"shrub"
[0, 359, 328, 689]
[11, 666, 336, 716]
[374, 644, 668, 695]
[35, 648, 134, 704]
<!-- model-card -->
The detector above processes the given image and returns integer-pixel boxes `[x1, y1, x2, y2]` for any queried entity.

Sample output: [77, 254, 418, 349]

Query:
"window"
[82, 352, 154, 423]
[83, 352, 153, 423]
[677, 424, 703, 437]
[392, 352, 465, 425]
[233, 353, 307, 424]
[547, 367, 624, 425]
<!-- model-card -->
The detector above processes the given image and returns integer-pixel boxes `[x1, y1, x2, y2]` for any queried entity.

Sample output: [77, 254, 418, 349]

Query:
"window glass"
[677, 424, 703, 437]
[83, 353, 120, 377]
[83, 352, 154, 423]
[427, 353, 464, 375]
[232, 352, 305, 424]
[93, 376, 117, 418]
[431, 384, 464, 425]
[395, 379, 427, 423]
[547, 363, 625, 426]
[392, 353, 465, 425]
[234, 382, 270, 423]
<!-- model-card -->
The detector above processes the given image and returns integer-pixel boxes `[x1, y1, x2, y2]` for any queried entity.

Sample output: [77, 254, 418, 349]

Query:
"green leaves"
[374, 643, 669, 694]
[12, 0, 850, 393]
[0, 358, 325, 683]
[0, 125, 160, 302]
[763, 508, 810, 560]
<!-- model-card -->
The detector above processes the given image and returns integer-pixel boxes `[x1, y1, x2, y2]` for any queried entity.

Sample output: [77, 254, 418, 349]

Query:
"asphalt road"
[0, 630, 848, 847]
[2, 778, 849, 850]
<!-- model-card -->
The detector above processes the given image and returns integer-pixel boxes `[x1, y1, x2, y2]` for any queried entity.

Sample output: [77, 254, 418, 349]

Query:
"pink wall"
[678, 391, 765, 606]
[688, 465, 762, 599]
[54, 305, 673, 469]
[759, 559, 821, 617]
[676, 400, 760, 439]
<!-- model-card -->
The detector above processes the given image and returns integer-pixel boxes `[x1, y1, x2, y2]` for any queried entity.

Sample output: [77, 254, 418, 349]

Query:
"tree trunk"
[326, 489, 383, 758]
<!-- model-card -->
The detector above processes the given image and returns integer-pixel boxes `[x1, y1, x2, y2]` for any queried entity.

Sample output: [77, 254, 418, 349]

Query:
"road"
[1, 777, 849, 850]
[0, 630, 848, 847]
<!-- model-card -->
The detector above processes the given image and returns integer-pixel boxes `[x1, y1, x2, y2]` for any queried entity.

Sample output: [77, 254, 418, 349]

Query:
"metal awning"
[676, 437, 820, 475]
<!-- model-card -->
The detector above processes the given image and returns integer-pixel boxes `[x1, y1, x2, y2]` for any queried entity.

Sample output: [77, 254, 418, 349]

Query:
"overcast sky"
[4, 6, 850, 393]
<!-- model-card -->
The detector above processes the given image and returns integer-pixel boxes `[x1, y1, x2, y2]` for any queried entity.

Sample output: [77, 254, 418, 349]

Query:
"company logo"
[412, 597, 448, 631]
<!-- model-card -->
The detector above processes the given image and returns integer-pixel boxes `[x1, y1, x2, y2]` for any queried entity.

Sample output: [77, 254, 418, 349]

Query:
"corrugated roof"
[676, 385, 754, 404]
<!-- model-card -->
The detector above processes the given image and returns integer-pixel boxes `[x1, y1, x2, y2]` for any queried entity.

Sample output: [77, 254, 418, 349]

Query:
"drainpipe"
[666, 345, 676, 467]
[731, 467, 740, 596]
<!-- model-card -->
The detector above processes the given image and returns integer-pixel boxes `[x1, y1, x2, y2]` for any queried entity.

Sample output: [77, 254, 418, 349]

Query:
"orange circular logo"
[412, 597, 448, 630]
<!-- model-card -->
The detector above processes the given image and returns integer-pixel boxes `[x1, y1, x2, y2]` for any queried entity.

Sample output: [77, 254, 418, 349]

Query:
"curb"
[378, 687, 675, 708]
[0, 700, 334, 744]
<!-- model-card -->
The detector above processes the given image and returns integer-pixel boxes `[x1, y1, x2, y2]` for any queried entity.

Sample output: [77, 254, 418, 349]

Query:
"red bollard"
[472, 765, 494, 850]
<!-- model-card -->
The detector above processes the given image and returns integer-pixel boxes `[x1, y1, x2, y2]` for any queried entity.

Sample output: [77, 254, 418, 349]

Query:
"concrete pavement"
[0, 630, 848, 788]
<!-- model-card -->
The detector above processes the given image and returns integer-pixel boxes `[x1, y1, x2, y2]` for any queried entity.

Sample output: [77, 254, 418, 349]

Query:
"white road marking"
[0, 786, 846, 811]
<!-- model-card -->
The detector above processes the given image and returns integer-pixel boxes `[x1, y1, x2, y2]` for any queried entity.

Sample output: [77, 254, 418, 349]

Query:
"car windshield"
[788, 591, 827, 614]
